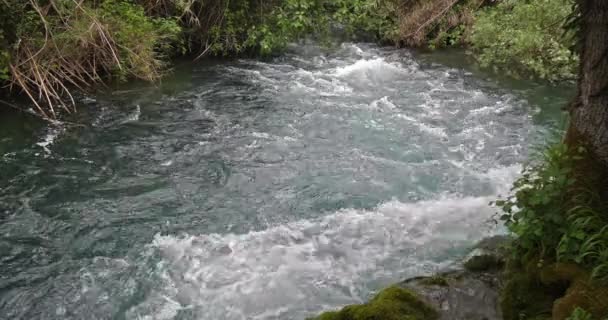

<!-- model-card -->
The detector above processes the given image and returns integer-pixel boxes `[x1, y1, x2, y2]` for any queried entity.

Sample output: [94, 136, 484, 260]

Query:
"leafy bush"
[0, 0, 402, 116]
[332, 0, 398, 42]
[96, 0, 182, 80]
[244, 0, 331, 55]
[471, 0, 578, 81]
[496, 143, 608, 281]
[187, 0, 397, 56]
[393, 0, 486, 48]
[1, 0, 181, 117]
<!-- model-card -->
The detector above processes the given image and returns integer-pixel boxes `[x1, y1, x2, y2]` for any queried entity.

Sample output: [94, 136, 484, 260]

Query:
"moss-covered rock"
[402, 271, 503, 319]
[310, 286, 438, 320]
[540, 263, 608, 320]
[500, 271, 558, 320]
[462, 235, 510, 272]
[464, 254, 504, 272]
[501, 259, 608, 320]
[418, 276, 449, 287]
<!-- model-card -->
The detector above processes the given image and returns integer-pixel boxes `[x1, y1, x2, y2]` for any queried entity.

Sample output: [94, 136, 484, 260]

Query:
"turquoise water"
[0, 43, 571, 320]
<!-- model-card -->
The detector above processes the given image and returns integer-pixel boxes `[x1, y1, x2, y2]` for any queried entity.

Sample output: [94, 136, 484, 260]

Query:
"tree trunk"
[565, 0, 608, 193]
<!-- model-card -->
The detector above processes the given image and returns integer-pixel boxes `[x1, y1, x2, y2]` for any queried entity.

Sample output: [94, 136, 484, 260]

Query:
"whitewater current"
[0, 43, 567, 320]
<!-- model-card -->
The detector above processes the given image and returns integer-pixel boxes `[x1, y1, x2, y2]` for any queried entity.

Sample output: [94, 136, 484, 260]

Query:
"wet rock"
[464, 236, 510, 272]
[398, 235, 512, 320]
[401, 270, 502, 320]
[309, 236, 512, 320]
[464, 254, 504, 272]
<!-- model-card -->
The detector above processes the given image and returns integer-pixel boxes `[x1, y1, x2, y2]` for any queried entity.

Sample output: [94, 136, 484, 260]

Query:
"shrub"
[495, 143, 608, 281]
[96, 0, 182, 80]
[471, 0, 578, 81]
[332, 0, 399, 42]
[3, 0, 181, 117]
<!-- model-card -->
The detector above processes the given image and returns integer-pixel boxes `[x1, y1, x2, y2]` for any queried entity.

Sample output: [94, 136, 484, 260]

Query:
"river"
[0, 43, 571, 319]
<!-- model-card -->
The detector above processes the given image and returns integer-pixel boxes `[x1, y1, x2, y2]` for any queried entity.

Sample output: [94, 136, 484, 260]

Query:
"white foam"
[36, 126, 65, 155]
[340, 43, 367, 57]
[332, 58, 408, 79]
[251, 132, 272, 139]
[417, 123, 448, 138]
[129, 187, 513, 319]
[118, 104, 141, 124]
[369, 96, 398, 112]
[289, 69, 353, 96]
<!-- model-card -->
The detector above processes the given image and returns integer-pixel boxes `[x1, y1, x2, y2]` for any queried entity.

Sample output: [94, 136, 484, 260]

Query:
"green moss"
[501, 260, 608, 320]
[310, 286, 438, 320]
[463, 254, 504, 272]
[418, 276, 449, 287]
[540, 263, 608, 320]
[500, 268, 560, 320]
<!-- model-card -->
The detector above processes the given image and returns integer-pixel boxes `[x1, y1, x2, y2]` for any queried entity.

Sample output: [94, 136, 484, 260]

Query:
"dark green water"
[0, 43, 571, 320]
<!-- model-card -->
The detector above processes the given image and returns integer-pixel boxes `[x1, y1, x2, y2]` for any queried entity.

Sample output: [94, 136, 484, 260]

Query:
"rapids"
[0, 43, 570, 319]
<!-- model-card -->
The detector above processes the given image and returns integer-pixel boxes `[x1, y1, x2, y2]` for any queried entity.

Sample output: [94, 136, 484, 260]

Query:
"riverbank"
[311, 235, 608, 320]
[1, 0, 576, 118]
[310, 236, 508, 320]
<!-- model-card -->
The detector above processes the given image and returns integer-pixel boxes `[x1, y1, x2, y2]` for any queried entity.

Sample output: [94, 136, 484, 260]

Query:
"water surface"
[0, 43, 570, 320]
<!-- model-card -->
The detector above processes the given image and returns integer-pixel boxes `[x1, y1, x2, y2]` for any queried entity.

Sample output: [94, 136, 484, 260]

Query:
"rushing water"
[0, 43, 571, 320]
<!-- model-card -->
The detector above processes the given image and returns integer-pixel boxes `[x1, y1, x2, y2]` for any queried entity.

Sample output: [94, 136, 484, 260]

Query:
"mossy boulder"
[463, 235, 510, 272]
[540, 263, 608, 320]
[311, 286, 438, 320]
[403, 270, 502, 320]
[500, 271, 560, 320]
[396, 236, 510, 320]
[463, 254, 504, 272]
[501, 259, 608, 320]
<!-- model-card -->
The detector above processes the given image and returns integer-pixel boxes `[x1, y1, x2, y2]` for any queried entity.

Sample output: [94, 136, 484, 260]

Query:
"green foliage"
[500, 270, 557, 320]
[496, 144, 579, 257]
[557, 195, 608, 281]
[425, 0, 482, 50]
[245, 0, 330, 55]
[310, 286, 438, 320]
[471, 0, 578, 81]
[332, 0, 398, 42]
[567, 308, 593, 320]
[96, 0, 182, 79]
[496, 143, 608, 281]
[200, 0, 397, 56]
[0, 0, 28, 82]
[0, 35, 9, 81]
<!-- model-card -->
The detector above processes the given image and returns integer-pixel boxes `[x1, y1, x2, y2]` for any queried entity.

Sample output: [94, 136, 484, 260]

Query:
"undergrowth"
[0, 0, 582, 117]
[0, 0, 399, 118]
[470, 0, 578, 81]
[495, 143, 608, 282]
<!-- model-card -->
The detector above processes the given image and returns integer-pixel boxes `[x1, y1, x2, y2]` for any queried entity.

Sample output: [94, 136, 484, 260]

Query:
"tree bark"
[565, 0, 608, 192]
